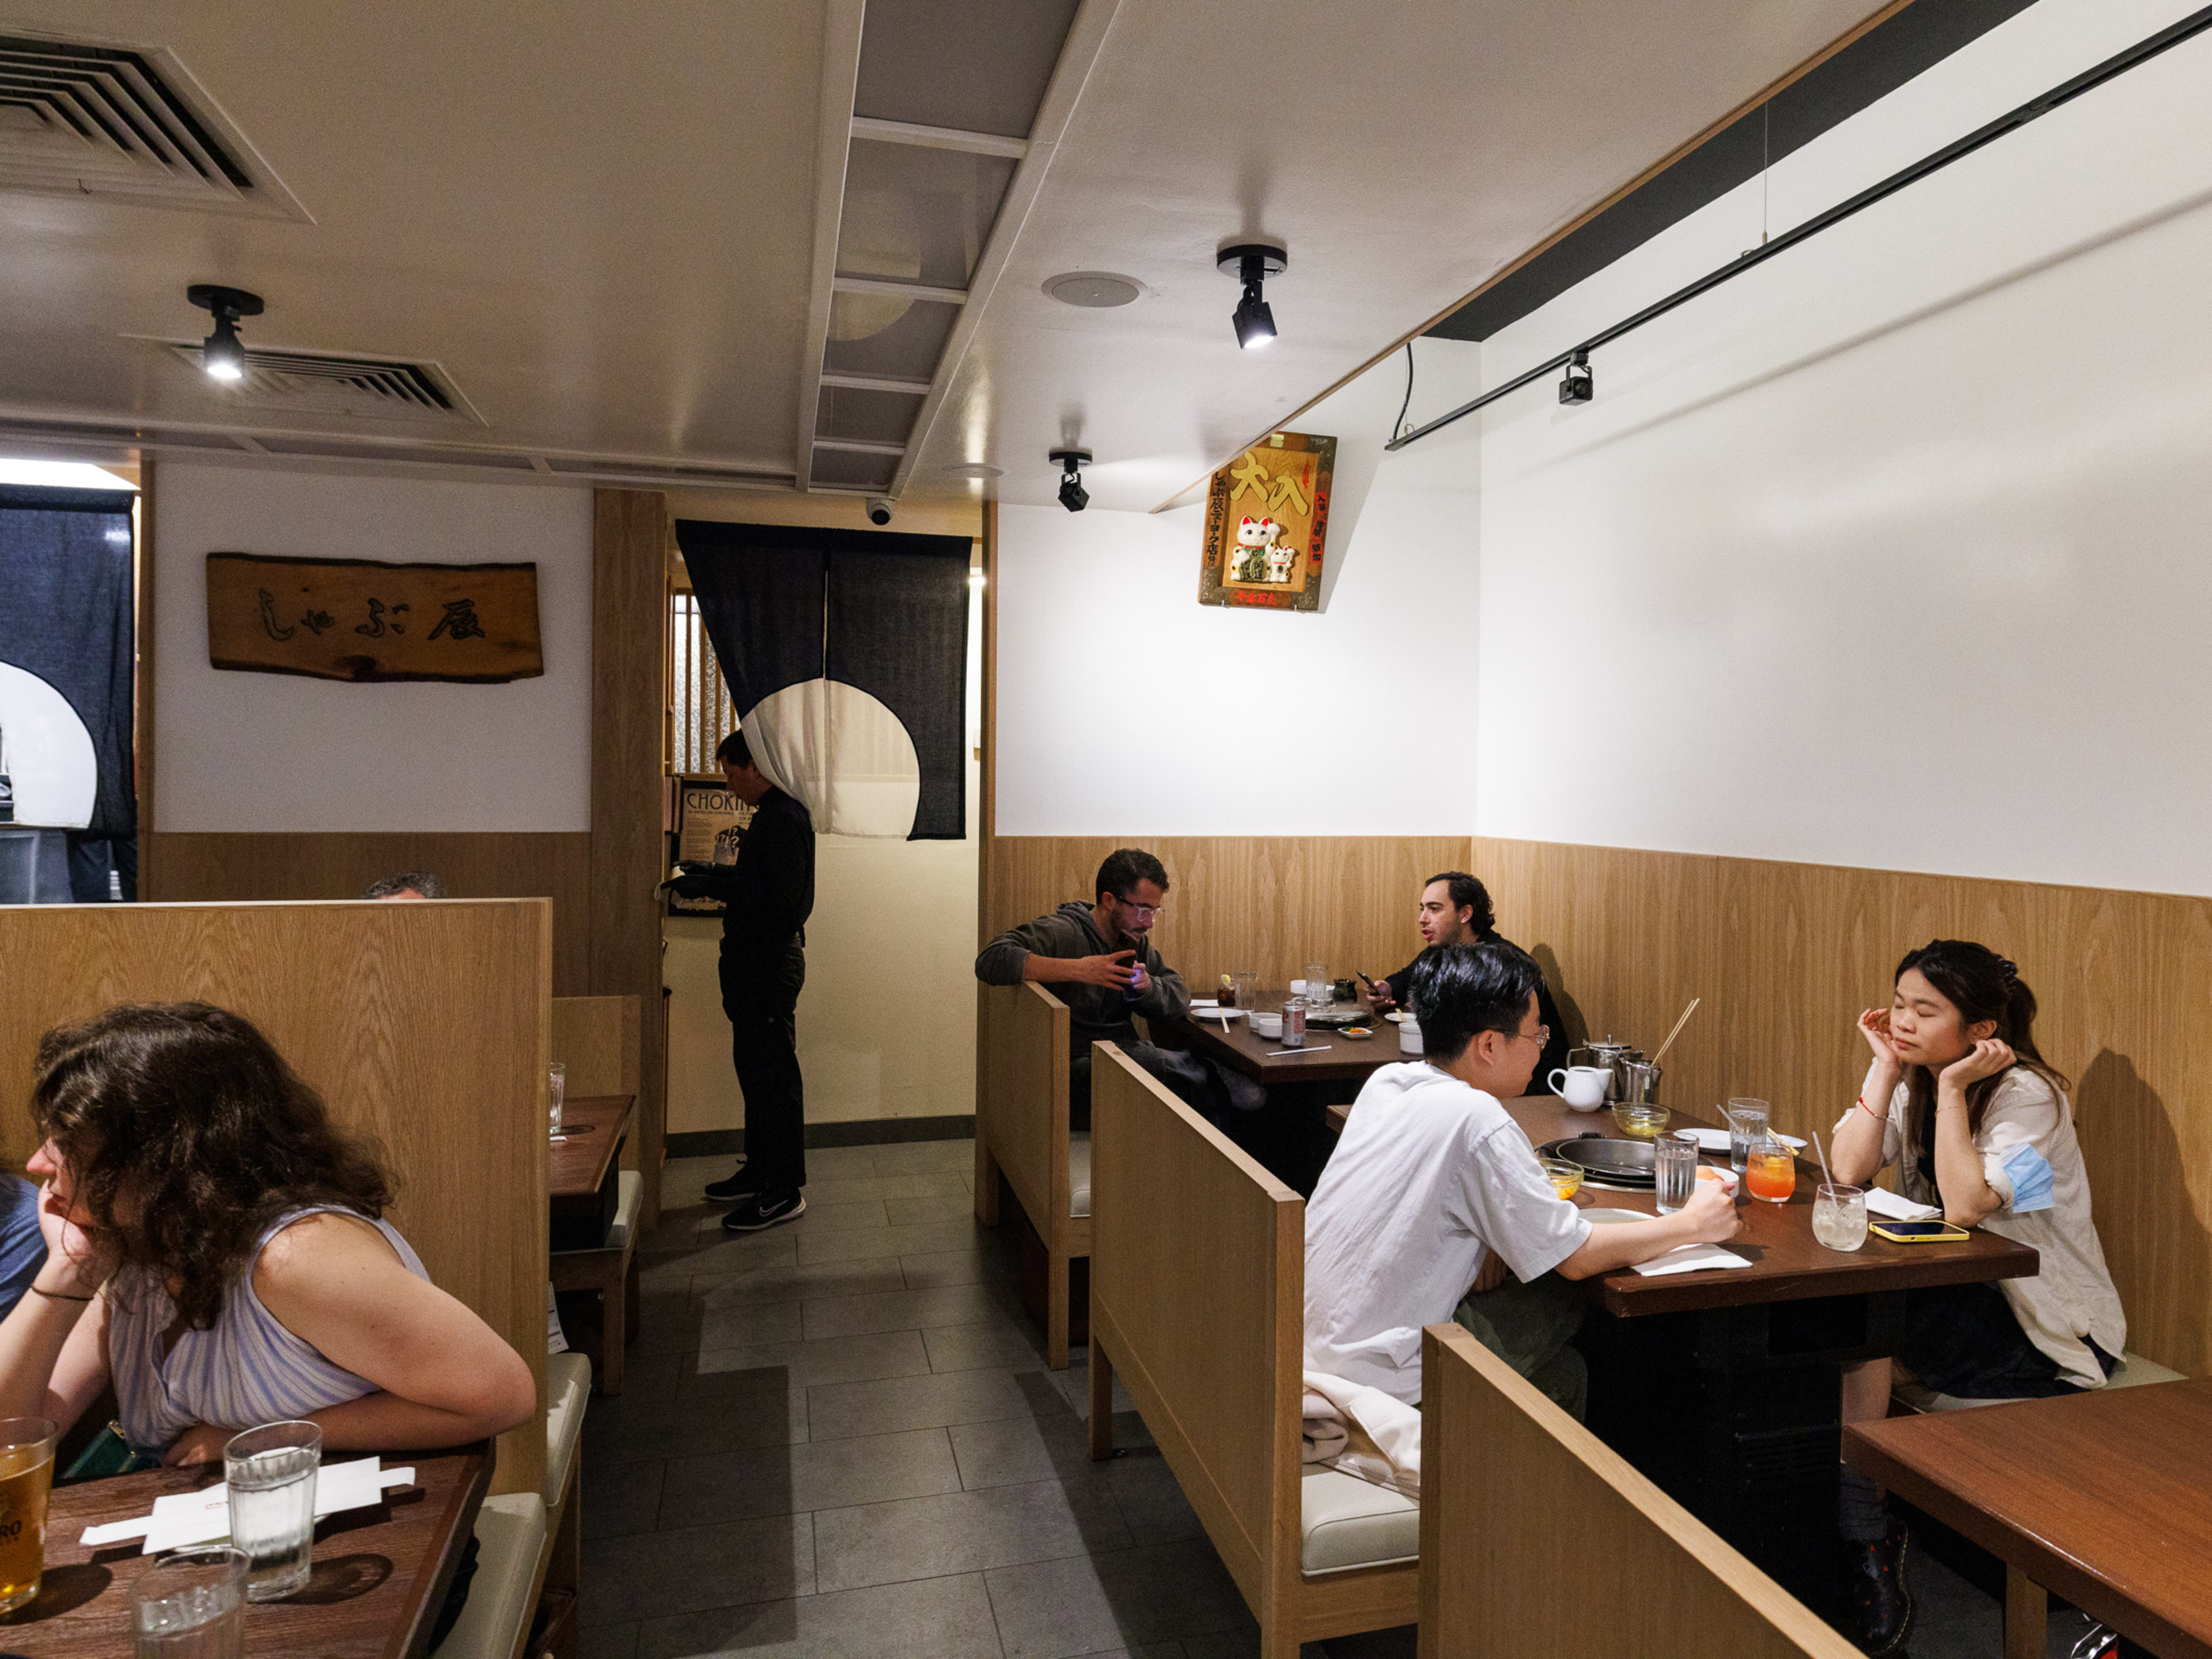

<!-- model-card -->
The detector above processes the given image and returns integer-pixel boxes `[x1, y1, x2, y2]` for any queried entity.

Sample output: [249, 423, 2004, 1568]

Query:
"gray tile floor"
[575, 1143, 2105, 1659]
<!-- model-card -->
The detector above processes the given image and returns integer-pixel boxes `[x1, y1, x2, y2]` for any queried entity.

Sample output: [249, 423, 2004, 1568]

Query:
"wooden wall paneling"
[551, 994, 642, 1099]
[1417, 1323, 1857, 1659]
[1476, 838, 2212, 1377]
[0, 900, 550, 1498]
[145, 831, 593, 994]
[974, 501, 998, 1187]
[134, 453, 158, 897]
[592, 489, 671, 1228]
[984, 836, 1471, 995]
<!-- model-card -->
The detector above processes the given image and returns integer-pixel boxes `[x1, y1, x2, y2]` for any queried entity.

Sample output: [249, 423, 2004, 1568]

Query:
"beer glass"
[224, 1421, 321, 1601]
[0, 1416, 57, 1613]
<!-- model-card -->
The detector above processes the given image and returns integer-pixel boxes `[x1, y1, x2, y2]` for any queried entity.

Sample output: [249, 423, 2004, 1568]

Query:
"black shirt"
[674, 786, 816, 956]
[1378, 932, 1573, 1095]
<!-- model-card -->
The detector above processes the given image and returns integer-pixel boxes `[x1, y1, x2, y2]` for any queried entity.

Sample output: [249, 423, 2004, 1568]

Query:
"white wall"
[1471, 0, 2212, 897]
[156, 457, 593, 832]
[995, 338, 1485, 836]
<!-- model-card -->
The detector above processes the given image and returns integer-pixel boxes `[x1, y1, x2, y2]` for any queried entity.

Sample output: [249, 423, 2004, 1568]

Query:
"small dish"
[1581, 1207, 1648, 1225]
[1251, 1013, 1283, 1039]
[1340, 1027, 1372, 1040]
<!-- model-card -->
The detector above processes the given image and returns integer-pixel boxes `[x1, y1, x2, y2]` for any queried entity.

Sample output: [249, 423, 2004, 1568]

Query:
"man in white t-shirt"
[1305, 941, 1738, 1414]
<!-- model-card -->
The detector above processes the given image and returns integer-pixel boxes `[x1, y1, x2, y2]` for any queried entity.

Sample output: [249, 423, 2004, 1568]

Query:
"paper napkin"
[1629, 1244, 1753, 1277]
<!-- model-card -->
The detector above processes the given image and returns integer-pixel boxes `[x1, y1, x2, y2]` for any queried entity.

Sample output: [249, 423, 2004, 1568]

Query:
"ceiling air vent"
[0, 32, 309, 218]
[157, 342, 483, 426]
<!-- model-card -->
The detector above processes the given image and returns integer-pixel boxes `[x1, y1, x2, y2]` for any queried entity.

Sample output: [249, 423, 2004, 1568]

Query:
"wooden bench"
[1088, 1043, 1418, 1659]
[1418, 1321, 1859, 1659]
[550, 995, 643, 1393]
[975, 981, 1091, 1369]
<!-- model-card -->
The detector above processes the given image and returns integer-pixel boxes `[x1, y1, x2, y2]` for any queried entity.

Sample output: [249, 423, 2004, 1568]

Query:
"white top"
[1305, 1061, 1591, 1404]
[1838, 1062, 2127, 1390]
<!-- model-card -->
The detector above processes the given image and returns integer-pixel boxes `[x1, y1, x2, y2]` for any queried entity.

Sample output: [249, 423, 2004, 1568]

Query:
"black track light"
[1216, 242, 1286, 350]
[1050, 448, 1092, 513]
[1558, 349, 1593, 405]
[187, 284, 263, 382]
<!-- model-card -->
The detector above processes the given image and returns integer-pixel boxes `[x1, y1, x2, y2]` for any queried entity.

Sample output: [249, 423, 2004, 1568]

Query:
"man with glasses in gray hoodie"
[976, 847, 1256, 1127]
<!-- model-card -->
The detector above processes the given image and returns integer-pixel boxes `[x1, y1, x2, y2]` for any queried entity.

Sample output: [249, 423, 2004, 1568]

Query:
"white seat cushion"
[1300, 1465, 1419, 1574]
[544, 1351, 592, 1507]
[431, 1491, 547, 1657]
[1895, 1349, 2186, 1414]
[605, 1169, 643, 1251]
[1070, 1132, 1092, 1219]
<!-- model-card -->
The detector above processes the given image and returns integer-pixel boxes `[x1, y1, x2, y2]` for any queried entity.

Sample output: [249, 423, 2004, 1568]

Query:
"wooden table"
[1323, 1089, 2037, 1621]
[550, 1092, 634, 1251]
[1845, 1378, 2212, 1659]
[1177, 996, 1409, 1088]
[0, 1446, 491, 1657]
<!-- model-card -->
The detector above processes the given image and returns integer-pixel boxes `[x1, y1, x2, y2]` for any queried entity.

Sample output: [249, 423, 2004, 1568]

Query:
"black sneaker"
[721, 1190, 805, 1233]
[1846, 1520, 1914, 1656]
[703, 1164, 765, 1203]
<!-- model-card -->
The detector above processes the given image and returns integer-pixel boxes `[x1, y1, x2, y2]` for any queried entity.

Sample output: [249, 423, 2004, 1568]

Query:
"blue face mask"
[1998, 1141, 2055, 1214]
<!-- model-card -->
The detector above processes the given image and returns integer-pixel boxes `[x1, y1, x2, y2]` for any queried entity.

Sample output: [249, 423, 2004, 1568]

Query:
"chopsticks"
[1650, 997, 1700, 1066]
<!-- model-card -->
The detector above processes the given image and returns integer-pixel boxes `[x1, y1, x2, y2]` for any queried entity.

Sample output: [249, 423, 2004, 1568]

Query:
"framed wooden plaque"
[206, 552, 544, 683]
[1198, 431, 1335, 612]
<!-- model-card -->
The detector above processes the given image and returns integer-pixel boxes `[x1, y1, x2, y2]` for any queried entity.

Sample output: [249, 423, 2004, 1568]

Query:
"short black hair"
[362, 870, 446, 900]
[715, 730, 753, 768]
[1094, 847, 1169, 904]
[1422, 871, 1495, 935]
[1410, 940, 1543, 1065]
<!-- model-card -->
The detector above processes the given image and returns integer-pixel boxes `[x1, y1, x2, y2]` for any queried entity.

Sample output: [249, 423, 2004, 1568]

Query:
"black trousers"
[720, 939, 806, 1191]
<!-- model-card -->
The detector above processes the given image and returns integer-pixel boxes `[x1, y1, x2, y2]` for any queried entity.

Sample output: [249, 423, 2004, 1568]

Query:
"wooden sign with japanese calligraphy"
[204, 552, 544, 684]
[1198, 431, 1335, 612]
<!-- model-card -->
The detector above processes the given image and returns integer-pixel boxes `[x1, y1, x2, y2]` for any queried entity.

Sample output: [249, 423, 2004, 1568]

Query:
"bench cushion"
[544, 1351, 592, 1507]
[1300, 1465, 1419, 1575]
[431, 1491, 546, 1657]
[1070, 1133, 1092, 1219]
[1895, 1349, 2186, 1414]
[606, 1169, 643, 1251]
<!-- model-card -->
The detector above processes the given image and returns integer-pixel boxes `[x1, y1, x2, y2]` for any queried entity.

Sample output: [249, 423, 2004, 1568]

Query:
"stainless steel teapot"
[1566, 1035, 1643, 1102]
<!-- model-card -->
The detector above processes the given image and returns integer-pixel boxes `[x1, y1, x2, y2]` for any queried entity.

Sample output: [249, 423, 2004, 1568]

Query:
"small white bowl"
[1251, 1013, 1283, 1039]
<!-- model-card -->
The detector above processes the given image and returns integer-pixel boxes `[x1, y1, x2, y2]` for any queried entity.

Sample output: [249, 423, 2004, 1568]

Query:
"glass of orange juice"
[1745, 1137, 1797, 1203]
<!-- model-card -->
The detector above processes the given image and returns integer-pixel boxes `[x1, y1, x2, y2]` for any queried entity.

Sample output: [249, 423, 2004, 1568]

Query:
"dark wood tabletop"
[551, 1092, 635, 1209]
[1324, 1092, 2037, 1317]
[1177, 994, 1410, 1085]
[0, 1445, 491, 1658]
[1844, 1379, 2212, 1659]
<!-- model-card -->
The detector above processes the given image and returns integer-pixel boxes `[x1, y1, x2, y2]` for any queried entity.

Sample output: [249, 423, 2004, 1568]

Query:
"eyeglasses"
[1113, 899, 1166, 920]
[1501, 1024, 1550, 1048]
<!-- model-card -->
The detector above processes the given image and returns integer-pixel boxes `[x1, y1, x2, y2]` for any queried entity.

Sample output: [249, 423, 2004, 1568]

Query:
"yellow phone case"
[1868, 1219, 1971, 1244]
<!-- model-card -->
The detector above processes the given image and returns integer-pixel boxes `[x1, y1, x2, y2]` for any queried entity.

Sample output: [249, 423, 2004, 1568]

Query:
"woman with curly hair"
[0, 1002, 536, 1467]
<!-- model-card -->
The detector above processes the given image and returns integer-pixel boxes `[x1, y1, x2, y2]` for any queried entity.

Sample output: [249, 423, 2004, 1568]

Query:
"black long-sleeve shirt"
[675, 786, 815, 956]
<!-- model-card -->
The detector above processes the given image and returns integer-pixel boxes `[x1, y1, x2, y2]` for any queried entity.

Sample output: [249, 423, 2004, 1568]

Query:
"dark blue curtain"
[0, 484, 137, 841]
[675, 520, 969, 840]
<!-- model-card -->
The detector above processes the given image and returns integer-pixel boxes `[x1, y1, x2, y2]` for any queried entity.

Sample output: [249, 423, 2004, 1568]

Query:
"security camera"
[1050, 448, 1092, 514]
[865, 495, 895, 526]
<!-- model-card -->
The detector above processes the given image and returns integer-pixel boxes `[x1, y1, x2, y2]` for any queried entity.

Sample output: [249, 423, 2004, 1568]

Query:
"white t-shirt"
[1305, 1061, 1592, 1404]
[1838, 1062, 2127, 1391]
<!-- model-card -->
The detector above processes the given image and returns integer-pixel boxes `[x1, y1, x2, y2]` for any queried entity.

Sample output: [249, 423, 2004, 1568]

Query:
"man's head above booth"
[363, 870, 446, 902]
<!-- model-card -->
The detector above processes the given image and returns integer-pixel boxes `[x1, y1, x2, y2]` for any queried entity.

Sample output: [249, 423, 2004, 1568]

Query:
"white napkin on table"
[1863, 1187, 1942, 1222]
[1629, 1243, 1753, 1277]
[1685, 1127, 1805, 1153]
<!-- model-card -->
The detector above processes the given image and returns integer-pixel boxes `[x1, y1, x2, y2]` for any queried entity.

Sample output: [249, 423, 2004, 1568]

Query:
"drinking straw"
[1650, 997, 1701, 1066]
[1811, 1128, 1835, 1190]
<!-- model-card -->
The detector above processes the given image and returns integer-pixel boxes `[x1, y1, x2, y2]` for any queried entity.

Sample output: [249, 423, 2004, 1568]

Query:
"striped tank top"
[108, 1206, 429, 1455]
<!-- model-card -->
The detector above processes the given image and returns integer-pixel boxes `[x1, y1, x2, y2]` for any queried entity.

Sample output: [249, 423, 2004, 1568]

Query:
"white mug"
[1550, 1065, 1611, 1110]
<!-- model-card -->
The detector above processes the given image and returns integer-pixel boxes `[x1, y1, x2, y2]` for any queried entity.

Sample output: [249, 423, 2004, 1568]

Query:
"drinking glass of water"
[549, 1060, 567, 1139]
[132, 1545, 247, 1658]
[1304, 963, 1330, 1010]
[1725, 1100, 1769, 1173]
[224, 1421, 321, 1601]
[1813, 1183, 1869, 1252]
[1653, 1131, 1700, 1214]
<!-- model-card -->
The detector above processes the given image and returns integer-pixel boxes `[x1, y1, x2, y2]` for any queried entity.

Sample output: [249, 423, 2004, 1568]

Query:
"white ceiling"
[0, 0, 1884, 506]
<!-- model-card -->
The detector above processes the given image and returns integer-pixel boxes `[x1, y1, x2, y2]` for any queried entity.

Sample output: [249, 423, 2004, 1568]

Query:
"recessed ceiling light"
[941, 462, 1004, 479]
[1043, 272, 1145, 309]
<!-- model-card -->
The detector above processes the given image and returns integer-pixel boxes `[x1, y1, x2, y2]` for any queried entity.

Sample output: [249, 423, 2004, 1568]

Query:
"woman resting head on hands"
[0, 1002, 537, 1467]
[1828, 941, 2127, 1656]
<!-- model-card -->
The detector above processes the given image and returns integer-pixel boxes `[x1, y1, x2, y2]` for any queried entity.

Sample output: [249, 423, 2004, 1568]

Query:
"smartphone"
[1867, 1219, 1972, 1244]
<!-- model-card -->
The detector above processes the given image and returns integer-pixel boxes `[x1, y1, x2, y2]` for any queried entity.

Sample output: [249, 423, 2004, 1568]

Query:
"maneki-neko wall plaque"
[1198, 431, 1335, 612]
[206, 552, 544, 683]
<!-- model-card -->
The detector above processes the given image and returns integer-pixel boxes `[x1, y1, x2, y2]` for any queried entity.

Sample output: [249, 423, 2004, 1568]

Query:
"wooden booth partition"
[1475, 837, 2212, 1379]
[984, 836, 1471, 994]
[0, 900, 552, 1498]
[1088, 1043, 1417, 1657]
[1418, 1323, 1857, 1659]
[973, 983, 1085, 1368]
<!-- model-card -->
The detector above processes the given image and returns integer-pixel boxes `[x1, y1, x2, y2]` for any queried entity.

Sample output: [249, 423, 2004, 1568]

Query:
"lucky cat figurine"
[1234, 514, 1293, 581]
